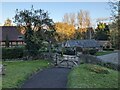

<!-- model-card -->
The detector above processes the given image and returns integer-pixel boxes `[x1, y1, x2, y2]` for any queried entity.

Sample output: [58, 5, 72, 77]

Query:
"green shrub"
[82, 49, 97, 55]
[82, 50, 89, 54]
[64, 49, 75, 55]
[2, 47, 24, 59]
[89, 49, 97, 55]
[101, 62, 120, 71]
[87, 65, 109, 74]
[103, 48, 114, 51]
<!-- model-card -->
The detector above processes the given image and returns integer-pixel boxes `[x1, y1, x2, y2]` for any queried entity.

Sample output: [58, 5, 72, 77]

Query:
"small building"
[0, 26, 25, 47]
[61, 39, 100, 52]
[97, 40, 112, 49]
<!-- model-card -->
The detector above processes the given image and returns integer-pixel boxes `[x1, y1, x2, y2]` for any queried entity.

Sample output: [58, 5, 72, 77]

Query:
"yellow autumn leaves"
[55, 22, 75, 42]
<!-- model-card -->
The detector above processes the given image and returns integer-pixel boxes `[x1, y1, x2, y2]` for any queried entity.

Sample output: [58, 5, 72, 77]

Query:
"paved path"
[97, 52, 119, 65]
[21, 67, 71, 88]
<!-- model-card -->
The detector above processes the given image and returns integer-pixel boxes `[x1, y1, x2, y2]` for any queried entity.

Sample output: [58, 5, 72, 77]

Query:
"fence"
[53, 53, 79, 68]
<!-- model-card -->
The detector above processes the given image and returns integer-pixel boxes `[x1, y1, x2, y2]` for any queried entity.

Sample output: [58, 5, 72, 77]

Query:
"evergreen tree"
[94, 22, 110, 40]
[14, 5, 56, 59]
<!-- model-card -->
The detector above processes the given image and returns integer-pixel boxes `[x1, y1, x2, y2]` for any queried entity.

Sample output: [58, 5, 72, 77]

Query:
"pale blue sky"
[1, 2, 111, 26]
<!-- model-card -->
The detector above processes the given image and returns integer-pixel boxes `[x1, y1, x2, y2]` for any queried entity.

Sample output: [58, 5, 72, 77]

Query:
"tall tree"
[14, 5, 56, 58]
[109, 0, 120, 50]
[63, 12, 76, 26]
[94, 22, 110, 40]
[109, 22, 118, 48]
[77, 10, 91, 39]
[63, 13, 69, 24]
[55, 22, 75, 42]
[69, 13, 76, 26]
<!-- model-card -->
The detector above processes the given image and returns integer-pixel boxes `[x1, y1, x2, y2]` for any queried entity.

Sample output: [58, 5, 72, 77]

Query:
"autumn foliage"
[55, 22, 75, 42]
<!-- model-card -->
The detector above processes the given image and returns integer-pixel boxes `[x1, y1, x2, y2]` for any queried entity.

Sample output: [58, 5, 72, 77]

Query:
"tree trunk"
[118, 1, 120, 50]
[48, 41, 52, 60]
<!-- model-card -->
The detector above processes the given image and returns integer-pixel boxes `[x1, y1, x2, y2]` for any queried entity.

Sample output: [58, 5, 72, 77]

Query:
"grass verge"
[2, 60, 51, 88]
[67, 64, 119, 88]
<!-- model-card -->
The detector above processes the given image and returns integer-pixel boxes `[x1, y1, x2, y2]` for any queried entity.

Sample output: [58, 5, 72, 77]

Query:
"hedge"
[64, 49, 75, 55]
[103, 48, 114, 51]
[89, 49, 98, 55]
[2, 47, 24, 59]
[82, 49, 98, 55]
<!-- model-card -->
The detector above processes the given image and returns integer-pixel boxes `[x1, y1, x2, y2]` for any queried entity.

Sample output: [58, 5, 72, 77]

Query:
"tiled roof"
[0, 26, 24, 41]
[62, 39, 100, 48]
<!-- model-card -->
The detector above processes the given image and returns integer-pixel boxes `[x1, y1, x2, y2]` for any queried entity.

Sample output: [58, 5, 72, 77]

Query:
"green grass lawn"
[2, 60, 51, 88]
[67, 64, 119, 88]
[95, 51, 113, 56]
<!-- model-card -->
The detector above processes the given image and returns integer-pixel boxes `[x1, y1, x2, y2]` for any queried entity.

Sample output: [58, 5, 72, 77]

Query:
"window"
[17, 35, 23, 40]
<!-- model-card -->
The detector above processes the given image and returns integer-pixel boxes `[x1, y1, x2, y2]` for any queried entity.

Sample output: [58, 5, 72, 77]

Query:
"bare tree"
[77, 10, 91, 30]
[63, 12, 76, 26]
[77, 10, 91, 39]
[63, 13, 70, 24]
[69, 13, 76, 26]
[84, 11, 91, 27]
[77, 10, 83, 29]
[62, 10, 91, 39]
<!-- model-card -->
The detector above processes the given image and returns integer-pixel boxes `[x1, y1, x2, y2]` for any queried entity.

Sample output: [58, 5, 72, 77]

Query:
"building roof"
[0, 26, 24, 42]
[61, 39, 100, 48]
[97, 40, 110, 46]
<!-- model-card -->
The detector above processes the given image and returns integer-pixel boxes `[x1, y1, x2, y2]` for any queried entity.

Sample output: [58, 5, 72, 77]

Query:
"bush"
[87, 65, 109, 74]
[103, 48, 114, 51]
[82, 50, 89, 54]
[101, 62, 120, 71]
[89, 49, 97, 55]
[64, 49, 75, 55]
[82, 49, 97, 55]
[2, 47, 24, 59]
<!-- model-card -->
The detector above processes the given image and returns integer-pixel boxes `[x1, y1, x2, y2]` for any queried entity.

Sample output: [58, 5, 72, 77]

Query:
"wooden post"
[11, 42, 12, 47]
[16, 41, 18, 46]
[55, 53, 58, 66]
